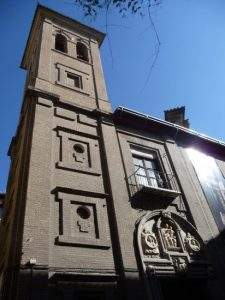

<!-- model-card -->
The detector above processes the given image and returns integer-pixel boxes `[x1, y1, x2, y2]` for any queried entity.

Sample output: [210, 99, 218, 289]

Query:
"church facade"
[1, 5, 225, 300]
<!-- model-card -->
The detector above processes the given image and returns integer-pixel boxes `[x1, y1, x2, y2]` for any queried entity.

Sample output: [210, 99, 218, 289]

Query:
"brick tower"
[0, 5, 118, 299]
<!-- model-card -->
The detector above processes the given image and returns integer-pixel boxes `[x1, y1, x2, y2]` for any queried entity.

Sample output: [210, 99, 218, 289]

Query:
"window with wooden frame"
[131, 148, 165, 189]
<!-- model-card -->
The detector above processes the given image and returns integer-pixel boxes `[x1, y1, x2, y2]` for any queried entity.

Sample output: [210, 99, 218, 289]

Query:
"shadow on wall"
[132, 215, 225, 300]
[204, 229, 225, 299]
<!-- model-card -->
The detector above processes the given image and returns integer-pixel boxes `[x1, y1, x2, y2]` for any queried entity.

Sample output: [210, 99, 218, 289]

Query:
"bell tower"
[0, 5, 116, 300]
[21, 5, 111, 112]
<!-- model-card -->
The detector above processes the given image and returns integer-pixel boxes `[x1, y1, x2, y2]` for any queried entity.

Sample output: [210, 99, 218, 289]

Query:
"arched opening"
[55, 34, 67, 53]
[76, 42, 89, 62]
[136, 210, 209, 300]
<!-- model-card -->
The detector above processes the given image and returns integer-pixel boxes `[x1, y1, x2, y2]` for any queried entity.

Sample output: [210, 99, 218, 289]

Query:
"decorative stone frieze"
[137, 210, 207, 276]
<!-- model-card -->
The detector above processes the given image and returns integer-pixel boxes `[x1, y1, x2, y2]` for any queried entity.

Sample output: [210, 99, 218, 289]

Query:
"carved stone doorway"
[136, 210, 210, 300]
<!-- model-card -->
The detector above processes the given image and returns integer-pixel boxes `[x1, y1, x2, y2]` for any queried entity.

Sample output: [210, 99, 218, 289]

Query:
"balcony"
[127, 166, 180, 206]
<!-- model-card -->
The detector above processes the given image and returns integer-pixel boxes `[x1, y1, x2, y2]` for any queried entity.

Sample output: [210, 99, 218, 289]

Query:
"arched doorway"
[136, 210, 211, 300]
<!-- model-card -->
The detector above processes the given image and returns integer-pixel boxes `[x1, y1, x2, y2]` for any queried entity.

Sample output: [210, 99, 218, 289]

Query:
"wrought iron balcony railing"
[128, 166, 180, 200]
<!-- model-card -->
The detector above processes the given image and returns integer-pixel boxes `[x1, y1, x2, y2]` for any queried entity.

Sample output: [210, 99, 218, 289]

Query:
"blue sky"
[1, 0, 225, 191]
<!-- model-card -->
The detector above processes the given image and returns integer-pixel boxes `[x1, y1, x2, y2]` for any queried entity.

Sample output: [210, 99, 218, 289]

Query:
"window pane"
[147, 170, 158, 187]
[137, 167, 148, 186]
[144, 159, 158, 187]
[145, 159, 156, 170]
[133, 157, 144, 167]
[132, 151, 166, 188]
[132, 157, 147, 186]
[187, 148, 225, 232]
[136, 174, 149, 186]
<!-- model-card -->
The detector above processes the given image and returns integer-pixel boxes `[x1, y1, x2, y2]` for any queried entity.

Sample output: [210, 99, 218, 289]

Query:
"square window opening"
[67, 73, 83, 89]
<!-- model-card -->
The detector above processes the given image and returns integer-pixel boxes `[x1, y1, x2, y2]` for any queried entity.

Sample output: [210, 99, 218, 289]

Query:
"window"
[187, 148, 225, 232]
[67, 73, 83, 89]
[55, 33, 67, 53]
[129, 147, 180, 201]
[132, 149, 165, 188]
[55, 63, 90, 94]
[76, 42, 89, 62]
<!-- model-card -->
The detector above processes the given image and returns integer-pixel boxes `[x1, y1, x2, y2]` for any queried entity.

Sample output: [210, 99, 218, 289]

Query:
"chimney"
[164, 106, 190, 128]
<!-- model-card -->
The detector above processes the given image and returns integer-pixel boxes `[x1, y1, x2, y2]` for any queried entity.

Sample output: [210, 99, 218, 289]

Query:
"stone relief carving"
[138, 211, 206, 276]
[161, 223, 178, 251]
[172, 257, 187, 272]
[141, 228, 159, 255]
[185, 233, 201, 252]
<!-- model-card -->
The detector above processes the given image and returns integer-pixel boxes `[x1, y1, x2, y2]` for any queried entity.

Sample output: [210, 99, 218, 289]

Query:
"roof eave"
[114, 106, 225, 149]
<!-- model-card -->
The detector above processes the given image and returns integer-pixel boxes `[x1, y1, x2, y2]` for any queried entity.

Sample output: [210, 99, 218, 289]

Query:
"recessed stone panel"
[56, 128, 101, 176]
[55, 63, 90, 95]
[55, 107, 76, 121]
[55, 191, 110, 248]
[77, 114, 97, 127]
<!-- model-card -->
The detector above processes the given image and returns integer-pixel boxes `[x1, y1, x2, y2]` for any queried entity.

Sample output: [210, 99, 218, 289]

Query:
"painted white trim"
[131, 149, 155, 159]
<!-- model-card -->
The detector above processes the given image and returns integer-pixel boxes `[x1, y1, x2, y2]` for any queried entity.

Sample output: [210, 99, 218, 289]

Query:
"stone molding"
[54, 191, 111, 249]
